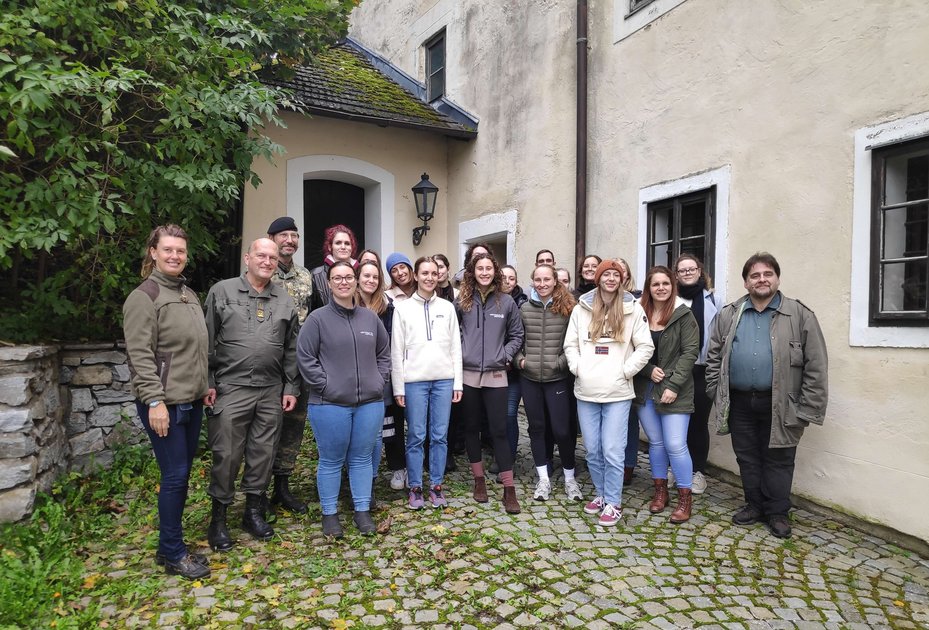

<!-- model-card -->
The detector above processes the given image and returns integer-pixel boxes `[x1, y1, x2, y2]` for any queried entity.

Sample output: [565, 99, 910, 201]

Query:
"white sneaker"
[390, 469, 408, 490]
[564, 479, 583, 501]
[598, 503, 622, 527]
[691, 471, 707, 494]
[533, 478, 552, 501]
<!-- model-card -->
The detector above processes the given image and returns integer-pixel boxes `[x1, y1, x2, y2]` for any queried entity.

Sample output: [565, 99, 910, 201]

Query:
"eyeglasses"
[677, 267, 700, 276]
[330, 276, 355, 285]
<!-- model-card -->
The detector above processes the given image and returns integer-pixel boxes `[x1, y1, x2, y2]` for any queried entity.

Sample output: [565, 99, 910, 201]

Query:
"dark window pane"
[680, 200, 706, 239]
[883, 205, 928, 259]
[881, 260, 928, 312]
[426, 33, 445, 101]
[680, 237, 706, 262]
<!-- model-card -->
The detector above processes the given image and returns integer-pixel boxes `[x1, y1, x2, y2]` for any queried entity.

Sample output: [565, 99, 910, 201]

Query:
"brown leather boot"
[502, 486, 521, 514]
[649, 478, 669, 513]
[670, 488, 692, 524]
[473, 476, 489, 503]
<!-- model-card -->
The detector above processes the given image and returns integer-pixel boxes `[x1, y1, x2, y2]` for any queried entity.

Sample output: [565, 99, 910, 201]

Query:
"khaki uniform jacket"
[204, 274, 300, 397]
[272, 262, 313, 326]
[122, 270, 209, 405]
[705, 292, 828, 448]
[633, 301, 700, 414]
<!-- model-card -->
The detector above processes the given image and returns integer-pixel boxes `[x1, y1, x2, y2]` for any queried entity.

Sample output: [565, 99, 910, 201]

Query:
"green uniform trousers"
[208, 383, 283, 503]
[272, 380, 308, 476]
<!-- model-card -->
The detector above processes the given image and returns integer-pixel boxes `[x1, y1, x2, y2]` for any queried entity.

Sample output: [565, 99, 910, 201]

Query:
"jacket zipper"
[424, 297, 432, 341]
[348, 311, 361, 403]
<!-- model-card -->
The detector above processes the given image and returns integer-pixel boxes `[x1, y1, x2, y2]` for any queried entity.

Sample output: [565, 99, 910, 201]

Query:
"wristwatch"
[148, 400, 163, 408]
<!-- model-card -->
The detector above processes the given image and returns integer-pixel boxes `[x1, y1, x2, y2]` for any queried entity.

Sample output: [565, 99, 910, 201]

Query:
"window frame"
[646, 187, 716, 281]
[424, 30, 446, 102]
[868, 136, 929, 326]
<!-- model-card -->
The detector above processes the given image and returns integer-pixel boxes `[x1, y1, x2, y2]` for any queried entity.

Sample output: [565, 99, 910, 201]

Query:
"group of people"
[123, 218, 828, 581]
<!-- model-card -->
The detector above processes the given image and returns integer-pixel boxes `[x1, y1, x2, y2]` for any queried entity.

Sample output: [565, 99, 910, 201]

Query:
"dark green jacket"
[633, 301, 700, 414]
[515, 290, 571, 383]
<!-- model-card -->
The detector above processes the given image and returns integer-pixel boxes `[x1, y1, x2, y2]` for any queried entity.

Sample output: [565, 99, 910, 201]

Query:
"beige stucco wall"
[351, 0, 578, 276]
[243, 113, 452, 264]
[349, 0, 929, 541]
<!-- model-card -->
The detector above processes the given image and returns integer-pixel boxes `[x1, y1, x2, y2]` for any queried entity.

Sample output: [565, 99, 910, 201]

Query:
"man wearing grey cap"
[266, 216, 313, 513]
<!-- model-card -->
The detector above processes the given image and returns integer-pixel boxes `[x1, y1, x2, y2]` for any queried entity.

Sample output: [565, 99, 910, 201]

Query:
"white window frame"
[637, 165, 730, 303]
[458, 209, 518, 269]
[850, 111, 929, 348]
[614, 0, 689, 43]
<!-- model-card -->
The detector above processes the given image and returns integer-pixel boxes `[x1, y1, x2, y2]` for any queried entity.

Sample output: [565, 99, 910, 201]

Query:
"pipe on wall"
[575, 0, 588, 285]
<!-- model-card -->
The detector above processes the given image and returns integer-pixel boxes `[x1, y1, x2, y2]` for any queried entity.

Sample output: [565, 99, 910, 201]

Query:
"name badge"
[595, 346, 609, 355]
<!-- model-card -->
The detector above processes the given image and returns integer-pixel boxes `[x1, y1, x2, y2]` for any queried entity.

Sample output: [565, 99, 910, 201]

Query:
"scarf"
[678, 278, 706, 350]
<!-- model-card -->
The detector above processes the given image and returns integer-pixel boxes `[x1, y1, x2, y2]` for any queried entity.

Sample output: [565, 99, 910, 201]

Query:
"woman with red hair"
[310, 224, 358, 310]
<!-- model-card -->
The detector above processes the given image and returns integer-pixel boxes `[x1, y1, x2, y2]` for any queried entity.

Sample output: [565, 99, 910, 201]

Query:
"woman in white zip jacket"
[564, 259, 654, 527]
[391, 256, 463, 510]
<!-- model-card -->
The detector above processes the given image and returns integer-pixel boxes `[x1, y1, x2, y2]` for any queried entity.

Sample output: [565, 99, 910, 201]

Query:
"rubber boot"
[473, 476, 488, 503]
[502, 485, 521, 514]
[271, 474, 307, 514]
[670, 488, 693, 524]
[242, 494, 274, 540]
[649, 478, 669, 513]
[207, 499, 234, 552]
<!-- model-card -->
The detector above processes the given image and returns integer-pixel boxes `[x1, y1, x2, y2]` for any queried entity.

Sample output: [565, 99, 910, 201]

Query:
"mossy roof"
[266, 42, 476, 139]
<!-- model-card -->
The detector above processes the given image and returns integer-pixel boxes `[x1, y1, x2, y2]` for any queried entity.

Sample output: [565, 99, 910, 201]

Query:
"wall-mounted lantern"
[411, 172, 438, 246]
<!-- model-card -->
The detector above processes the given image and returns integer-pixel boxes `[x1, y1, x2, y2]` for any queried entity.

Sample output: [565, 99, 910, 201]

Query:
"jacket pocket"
[783, 392, 809, 427]
[154, 351, 172, 389]
[788, 341, 803, 367]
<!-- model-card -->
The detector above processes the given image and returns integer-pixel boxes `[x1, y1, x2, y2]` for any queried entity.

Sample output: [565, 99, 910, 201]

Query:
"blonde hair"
[588, 284, 626, 341]
[532, 265, 576, 317]
[141, 224, 187, 277]
[356, 261, 387, 315]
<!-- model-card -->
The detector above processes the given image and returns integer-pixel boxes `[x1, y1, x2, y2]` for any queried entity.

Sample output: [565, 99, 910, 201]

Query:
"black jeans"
[688, 365, 712, 473]
[728, 390, 796, 516]
[463, 385, 512, 473]
[521, 376, 576, 470]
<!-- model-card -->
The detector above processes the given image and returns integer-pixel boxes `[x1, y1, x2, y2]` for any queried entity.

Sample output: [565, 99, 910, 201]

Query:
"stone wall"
[0, 343, 145, 522]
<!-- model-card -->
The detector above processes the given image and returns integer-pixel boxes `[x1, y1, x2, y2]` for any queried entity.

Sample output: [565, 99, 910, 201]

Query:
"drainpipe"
[575, 0, 588, 286]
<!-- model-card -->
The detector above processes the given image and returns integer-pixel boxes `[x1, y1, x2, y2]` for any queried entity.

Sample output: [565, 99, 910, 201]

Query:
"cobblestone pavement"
[100, 433, 928, 629]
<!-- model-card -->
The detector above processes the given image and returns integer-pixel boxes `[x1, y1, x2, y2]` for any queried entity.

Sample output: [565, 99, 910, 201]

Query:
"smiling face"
[581, 256, 600, 281]
[676, 258, 701, 287]
[415, 261, 439, 295]
[474, 258, 496, 288]
[150, 235, 188, 277]
[501, 267, 517, 293]
[744, 262, 780, 302]
[598, 268, 622, 295]
[244, 238, 279, 284]
[533, 266, 557, 299]
[648, 272, 674, 304]
[435, 257, 449, 283]
[271, 230, 299, 261]
[330, 231, 353, 262]
[329, 264, 357, 301]
[390, 263, 412, 288]
[357, 264, 380, 296]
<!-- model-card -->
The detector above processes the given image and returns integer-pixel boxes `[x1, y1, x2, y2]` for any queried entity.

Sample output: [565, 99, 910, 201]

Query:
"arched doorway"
[303, 180, 365, 269]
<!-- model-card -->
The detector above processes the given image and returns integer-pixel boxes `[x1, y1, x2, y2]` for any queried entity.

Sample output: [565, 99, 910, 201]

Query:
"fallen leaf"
[376, 515, 393, 534]
[191, 581, 202, 588]
[241, 563, 254, 574]
[894, 600, 905, 607]
[82, 573, 103, 590]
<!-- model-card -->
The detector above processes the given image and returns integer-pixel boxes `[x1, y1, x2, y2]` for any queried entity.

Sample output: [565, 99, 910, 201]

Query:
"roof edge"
[344, 37, 479, 132]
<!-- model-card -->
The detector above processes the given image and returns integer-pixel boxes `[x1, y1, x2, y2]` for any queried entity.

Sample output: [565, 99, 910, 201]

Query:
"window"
[425, 31, 445, 102]
[646, 187, 716, 279]
[870, 137, 929, 325]
[629, 0, 656, 13]
[615, 0, 689, 42]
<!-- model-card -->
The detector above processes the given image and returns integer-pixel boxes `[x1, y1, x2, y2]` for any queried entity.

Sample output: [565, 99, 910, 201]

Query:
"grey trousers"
[208, 383, 283, 503]
[272, 380, 308, 476]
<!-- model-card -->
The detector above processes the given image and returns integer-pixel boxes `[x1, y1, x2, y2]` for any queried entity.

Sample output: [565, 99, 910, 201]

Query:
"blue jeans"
[505, 377, 522, 457]
[309, 401, 385, 514]
[404, 379, 453, 488]
[577, 399, 631, 506]
[637, 397, 693, 488]
[136, 400, 202, 562]
[625, 406, 640, 470]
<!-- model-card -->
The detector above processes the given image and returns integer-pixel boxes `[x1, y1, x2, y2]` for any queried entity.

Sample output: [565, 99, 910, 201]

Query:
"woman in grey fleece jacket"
[297, 261, 391, 538]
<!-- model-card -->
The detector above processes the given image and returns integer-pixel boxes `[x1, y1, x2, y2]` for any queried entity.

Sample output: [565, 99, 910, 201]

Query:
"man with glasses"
[202, 238, 300, 552]
[705, 252, 828, 539]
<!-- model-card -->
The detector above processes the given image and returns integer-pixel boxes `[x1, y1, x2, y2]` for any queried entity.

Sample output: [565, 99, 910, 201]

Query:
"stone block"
[0, 376, 32, 406]
[36, 436, 67, 474]
[113, 364, 131, 383]
[70, 428, 104, 456]
[0, 408, 32, 433]
[82, 351, 127, 365]
[70, 388, 95, 413]
[94, 389, 135, 404]
[42, 385, 60, 412]
[0, 485, 36, 522]
[0, 433, 37, 459]
[61, 354, 82, 367]
[67, 412, 88, 436]
[58, 366, 73, 384]
[29, 398, 47, 422]
[0, 346, 55, 362]
[0, 456, 36, 490]
[89, 405, 123, 428]
[71, 366, 113, 386]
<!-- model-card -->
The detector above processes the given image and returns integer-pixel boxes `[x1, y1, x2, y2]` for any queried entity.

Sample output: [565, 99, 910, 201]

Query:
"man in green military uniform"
[203, 238, 300, 551]
[266, 216, 313, 513]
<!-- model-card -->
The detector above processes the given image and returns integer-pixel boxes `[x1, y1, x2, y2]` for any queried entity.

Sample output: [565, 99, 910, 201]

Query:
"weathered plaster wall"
[243, 113, 449, 264]
[350, 0, 578, 275]
[585, 0, 929, 541]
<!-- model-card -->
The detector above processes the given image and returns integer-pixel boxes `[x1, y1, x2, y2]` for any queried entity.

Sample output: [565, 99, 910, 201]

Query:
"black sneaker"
[766, 514, 792, 538]
[732, 504, 764, 525]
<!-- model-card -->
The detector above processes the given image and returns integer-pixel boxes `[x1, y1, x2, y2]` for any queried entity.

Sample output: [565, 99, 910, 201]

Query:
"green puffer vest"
[633, 302, 700, 414]
[515, 296, 571, 383]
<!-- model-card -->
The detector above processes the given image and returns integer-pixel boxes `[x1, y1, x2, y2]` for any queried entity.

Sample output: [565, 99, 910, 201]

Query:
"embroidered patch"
[595, 346, 609, 355]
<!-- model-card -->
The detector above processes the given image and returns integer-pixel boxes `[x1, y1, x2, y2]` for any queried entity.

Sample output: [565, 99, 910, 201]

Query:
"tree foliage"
[0, 0, 357, 341]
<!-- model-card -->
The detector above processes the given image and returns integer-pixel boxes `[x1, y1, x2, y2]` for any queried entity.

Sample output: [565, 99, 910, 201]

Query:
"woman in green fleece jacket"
[122, 225, 210, 580]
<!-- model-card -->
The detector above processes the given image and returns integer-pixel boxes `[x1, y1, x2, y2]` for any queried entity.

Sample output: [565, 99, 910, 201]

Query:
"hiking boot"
[271, 474, 307, 514]
[598, 503, 622, 527]
[649, 478, 670, 513]
[429, 486, 448, 509]
[207, 499, 234, 552]
[164, 553, 211, 580]
[733, 504, 764, 525]
[564, 479, 583, 501]
[533, 478, 552, 501]
[767, 514, 792, 538]
[321, 514, 343, 538]
[408, 487, 425, 510]
[156, 551, 207, 567]
[691, 471, 707, 494]
[502, 486, 521, 514]
[584, 496, 605, 515]
[472, 476, 489, 503]
[390, 469, 408, 490]
[353, 511, 375, 535]
[669, 488, 693, 524]
[242, 494, 274, 541]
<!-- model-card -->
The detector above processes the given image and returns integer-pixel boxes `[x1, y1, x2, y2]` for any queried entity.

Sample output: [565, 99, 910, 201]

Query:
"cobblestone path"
[94, 437, 928, 629]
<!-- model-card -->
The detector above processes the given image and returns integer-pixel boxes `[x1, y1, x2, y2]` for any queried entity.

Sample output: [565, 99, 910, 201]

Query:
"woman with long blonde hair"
[564, 259, 654, 527]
